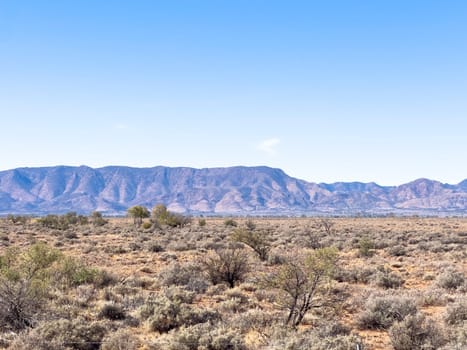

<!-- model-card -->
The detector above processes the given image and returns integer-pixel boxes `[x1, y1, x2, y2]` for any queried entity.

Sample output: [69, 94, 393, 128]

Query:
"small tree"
[231, 227, 271, 261]
[0, 243, 62, 330]
[317, 218, 334, 235]
[90, 211, 107, 226]
[202, 247, 250, 288]
[127, 205, 150, 226]
[152, 204, 170, 224]
[267, 247, 339, 327]
[151, 204, 191, 228]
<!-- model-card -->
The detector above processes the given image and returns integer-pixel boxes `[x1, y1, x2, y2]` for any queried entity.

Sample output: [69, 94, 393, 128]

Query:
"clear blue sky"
[1, 1, 466, 185]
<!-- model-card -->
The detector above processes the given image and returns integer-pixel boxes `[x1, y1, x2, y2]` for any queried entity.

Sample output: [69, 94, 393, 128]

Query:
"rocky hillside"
[0, 166, 466, 215]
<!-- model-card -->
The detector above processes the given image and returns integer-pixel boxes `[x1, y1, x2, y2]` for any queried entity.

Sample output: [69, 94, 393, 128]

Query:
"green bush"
[0, 243, 61, 330]
[358, 236, 375, 257]
[224, 218, 238, 227]
[142, 221, 152, 229]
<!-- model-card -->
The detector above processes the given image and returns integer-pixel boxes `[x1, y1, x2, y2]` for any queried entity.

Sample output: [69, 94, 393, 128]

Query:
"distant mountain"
[0, 165, 466, 215]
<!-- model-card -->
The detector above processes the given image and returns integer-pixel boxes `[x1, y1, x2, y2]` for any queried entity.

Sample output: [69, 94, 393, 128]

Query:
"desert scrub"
[436, 268, 465, 290]
[357, 293, 418, 329]
[139, 289, 218, 333]
[389, 313, 446, 350]
[0, 243, 61, 330]
[358, 236, 375, 257]
[444, 298, 467, 325]
[418, 288, 448, 307]
[163, 323, 247, 350]
[267, 324, 363, 350]
[373, 268, 404, 289]
[98, 303, 126, 320]
[202, 246, 250, 288]
[9, 318, 108, 350]
[224, 218, 238, 227]
[157, 262, 209, 293]
[101, 328, 140, 350]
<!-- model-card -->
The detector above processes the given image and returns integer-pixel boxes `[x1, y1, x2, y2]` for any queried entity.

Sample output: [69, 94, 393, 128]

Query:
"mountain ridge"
[0, 165, 466, 215]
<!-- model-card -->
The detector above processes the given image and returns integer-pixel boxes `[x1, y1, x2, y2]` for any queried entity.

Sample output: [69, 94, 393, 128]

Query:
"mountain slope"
[0, 166, 466, 215]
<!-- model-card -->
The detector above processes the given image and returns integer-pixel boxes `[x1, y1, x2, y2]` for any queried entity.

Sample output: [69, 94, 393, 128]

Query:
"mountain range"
[1, 165, 466, 216]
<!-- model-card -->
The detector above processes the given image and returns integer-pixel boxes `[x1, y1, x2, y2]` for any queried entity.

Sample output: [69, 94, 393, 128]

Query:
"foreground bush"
[139, 289, 219, 333]
[389, 313, 446, 350]
[157, 262, 209, 293]
[165, 323, 247, 350]
[10, 318, 107, 350]
[267, 323, 363, 350]
[436, 268, 465, 290]
[0, 243, 61, 330]
[101, 328, 140, 350]
[357, 294, 417, 329]
[445, 299, 467, 325]
[267, 247, 339, 327]
[202, 247, 250, 288]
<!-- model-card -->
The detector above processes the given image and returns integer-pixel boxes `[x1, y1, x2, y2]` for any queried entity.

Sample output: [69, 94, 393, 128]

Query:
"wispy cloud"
[257, 138, 281, 156]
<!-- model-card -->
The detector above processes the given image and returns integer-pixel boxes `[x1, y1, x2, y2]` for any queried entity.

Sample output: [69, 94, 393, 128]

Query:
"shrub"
[151, 204, 191, 228]
[98, 303, 126, 320]
[148, 241, 165, 252]
[56, 256, 99, 288]
[436, 268, 465, 290]
[373, 269, 404, 289]
[231, 227, 271, 261]
[358, 237, 375, 257]
[202, 247, 250, 288]
[139, 293, 218, 333]
[357, 294, 418, 329]
[166, 323, 247, 350]
[267, 326, 363, 350]
[142, 221, 152, 229]
[90, 211, 107, 226]
[419, 288, 448, 307]
[6, 214, 30, 225]
[388, 245, 407, 257]
[157, 263, 209, 293]
[224, 218, 238, 227]
[101, 329, 140, 350]
[198, 218, 207, 227]
[127, 205, 150, 226]
[445, 299, 467, 325]
[0, 243, 61, 330]
[37, 214, 69, 230]
[389, 313, 446, 350]
[30, 318, 107, 350]
[267, 247, 339, 327]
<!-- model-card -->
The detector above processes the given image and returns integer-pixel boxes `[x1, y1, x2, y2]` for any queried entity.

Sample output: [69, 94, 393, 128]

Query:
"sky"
[0, 1, 466, 186]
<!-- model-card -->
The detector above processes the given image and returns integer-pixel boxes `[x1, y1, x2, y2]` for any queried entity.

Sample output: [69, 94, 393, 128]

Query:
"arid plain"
[0, 215, 465, 349]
